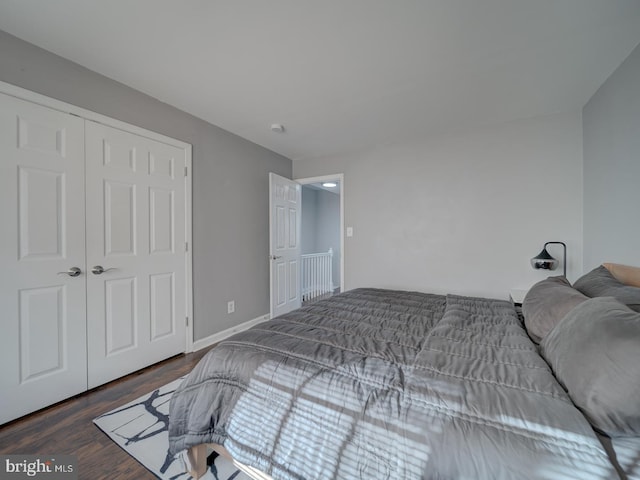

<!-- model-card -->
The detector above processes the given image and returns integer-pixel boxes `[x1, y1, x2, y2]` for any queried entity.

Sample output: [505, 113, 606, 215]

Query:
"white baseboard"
[191, 313, 271, 352]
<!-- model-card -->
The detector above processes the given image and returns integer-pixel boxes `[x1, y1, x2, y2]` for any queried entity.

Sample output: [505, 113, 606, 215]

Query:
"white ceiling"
[304, 181, 341, 195]
[1, 1, 639, 161]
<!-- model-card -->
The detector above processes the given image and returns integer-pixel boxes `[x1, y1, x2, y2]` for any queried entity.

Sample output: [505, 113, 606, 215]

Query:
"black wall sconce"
[531, 241, 567, 278]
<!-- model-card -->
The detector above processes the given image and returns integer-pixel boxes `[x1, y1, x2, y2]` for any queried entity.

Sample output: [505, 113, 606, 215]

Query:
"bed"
[168, 265, 640, 480]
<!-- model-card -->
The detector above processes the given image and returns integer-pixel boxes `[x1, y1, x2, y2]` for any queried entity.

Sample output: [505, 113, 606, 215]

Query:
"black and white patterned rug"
[94, 377, 251, 480]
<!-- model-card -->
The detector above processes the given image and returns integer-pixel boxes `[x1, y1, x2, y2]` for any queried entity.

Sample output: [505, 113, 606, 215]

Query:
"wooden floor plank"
[0, 348, 211, 479]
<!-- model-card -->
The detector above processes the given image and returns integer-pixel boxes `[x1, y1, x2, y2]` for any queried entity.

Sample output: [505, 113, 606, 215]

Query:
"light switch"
[346, 227, 353, 237]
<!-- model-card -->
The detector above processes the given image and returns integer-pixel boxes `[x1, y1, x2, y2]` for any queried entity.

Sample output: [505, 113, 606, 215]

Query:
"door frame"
[0, 80, 195, 353]
[295, 173, 345, 293]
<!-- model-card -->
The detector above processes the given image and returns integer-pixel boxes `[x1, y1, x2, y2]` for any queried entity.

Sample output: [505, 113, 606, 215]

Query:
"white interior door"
[85, 121, 187, 388]
[269, 173, 301, 318]
[0, 93, 87, 423]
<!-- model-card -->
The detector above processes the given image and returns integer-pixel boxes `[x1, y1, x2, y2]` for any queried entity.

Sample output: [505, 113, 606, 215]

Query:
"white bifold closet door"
[0, 93, 88, 423]
[85, 121, 186, 388]
[0, 92, 188, 423]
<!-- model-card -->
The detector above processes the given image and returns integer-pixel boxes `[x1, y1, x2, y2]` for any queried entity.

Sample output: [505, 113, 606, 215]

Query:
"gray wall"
[316, 190, 341, 288]
[583, 42, 640, 270]
[294, 112, 584, 298]
[301, 187, 340, 288]
[301, 187, 319, 254]
[0, 30, 292, 341]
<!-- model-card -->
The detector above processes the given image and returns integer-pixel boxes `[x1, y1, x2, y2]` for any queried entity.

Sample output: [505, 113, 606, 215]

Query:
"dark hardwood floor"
[0, 347, 212, 479]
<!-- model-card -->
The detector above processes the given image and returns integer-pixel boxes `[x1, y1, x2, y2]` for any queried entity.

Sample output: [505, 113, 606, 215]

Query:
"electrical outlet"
[227, 300, 235, 314]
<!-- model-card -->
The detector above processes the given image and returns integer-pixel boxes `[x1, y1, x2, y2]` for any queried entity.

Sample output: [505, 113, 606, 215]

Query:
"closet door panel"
[104, 180, 137, 256]
[0, 93, 87, 424]
[85, 121, 186, 388]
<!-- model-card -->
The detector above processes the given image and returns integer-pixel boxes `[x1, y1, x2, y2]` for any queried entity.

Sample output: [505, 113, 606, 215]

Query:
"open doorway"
[297, 174, 344, 305]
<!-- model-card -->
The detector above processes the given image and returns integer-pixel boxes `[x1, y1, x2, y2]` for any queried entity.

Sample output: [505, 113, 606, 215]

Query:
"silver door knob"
[57, 267, 82, 277]
[91, 265, 115, 275]
[269, 255, 283, 260]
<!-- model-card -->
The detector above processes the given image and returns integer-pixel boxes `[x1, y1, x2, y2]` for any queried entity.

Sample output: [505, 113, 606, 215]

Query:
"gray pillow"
[574, 265, 640, 312]
[540, 297, 640, 437]
[522, 276, 588, 343]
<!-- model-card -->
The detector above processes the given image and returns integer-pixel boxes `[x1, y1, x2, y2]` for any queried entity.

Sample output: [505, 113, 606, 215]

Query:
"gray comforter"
[169, 288, 617, 479]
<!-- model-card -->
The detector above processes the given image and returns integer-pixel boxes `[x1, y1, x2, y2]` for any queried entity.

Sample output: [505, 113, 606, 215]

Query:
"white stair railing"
[301, 248, 333, 302]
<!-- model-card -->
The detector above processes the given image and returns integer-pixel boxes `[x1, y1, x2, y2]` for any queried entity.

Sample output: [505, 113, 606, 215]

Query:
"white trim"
[0, 80, 195, 355]
[268, 173, 275, 319]
[0, 80, 189, 149]
[184, 146, 194, 353]
[295, 173, 345, 293]
[191, 313, 271, 352]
